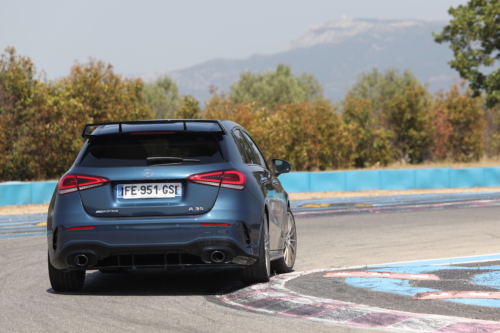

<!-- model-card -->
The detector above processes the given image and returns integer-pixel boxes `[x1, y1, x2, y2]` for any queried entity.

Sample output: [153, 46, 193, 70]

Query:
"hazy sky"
[1, 0, 467, 79]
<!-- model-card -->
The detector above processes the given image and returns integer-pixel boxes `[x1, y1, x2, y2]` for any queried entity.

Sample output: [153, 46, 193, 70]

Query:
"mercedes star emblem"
[143, 169, 153, 178]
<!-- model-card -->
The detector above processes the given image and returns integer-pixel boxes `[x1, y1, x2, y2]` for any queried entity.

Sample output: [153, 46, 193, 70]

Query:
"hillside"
[141, 17, 458, 104]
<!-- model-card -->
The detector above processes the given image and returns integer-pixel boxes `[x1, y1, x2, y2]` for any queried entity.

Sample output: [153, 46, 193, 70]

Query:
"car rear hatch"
[62, 120, 241, 218]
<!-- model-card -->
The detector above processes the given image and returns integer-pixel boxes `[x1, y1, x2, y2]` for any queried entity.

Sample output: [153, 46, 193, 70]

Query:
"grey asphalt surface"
[3, 191, 500, 238]
[0, 213, 46, 238]
[2, 206, 500, 332]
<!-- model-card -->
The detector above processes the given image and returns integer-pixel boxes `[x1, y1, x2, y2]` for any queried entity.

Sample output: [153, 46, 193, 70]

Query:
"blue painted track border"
[345, 253, 500, 308]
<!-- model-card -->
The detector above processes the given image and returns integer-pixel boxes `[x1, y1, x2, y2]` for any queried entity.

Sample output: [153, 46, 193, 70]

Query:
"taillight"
[188, 171, 224, 187]
[58, 174, 110, 195]
[187, 170, 245, 190]
[67, 226, 96, 231]
[220, 171, 246, 189]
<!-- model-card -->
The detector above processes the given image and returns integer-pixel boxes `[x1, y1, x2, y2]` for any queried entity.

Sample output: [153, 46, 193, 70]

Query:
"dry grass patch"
[289, 187, 500, 200]
[366, 157, 500, 170]
[0, 204, 49, 216]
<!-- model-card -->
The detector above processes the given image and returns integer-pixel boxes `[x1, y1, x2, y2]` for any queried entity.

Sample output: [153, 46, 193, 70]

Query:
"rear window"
[79, 133, 224, 167]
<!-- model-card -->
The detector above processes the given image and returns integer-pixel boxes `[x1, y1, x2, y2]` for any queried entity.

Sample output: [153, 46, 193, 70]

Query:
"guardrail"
[1, 167, 500, 206]
[279, 167, 500, 193]
[0, 181, 57, 206]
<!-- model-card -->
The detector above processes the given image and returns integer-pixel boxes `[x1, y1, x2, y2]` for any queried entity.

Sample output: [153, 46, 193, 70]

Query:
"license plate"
[117, 183, 182, 199]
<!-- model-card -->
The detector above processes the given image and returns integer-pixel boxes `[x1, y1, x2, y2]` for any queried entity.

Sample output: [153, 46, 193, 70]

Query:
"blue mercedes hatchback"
[47, 120, 297, 291]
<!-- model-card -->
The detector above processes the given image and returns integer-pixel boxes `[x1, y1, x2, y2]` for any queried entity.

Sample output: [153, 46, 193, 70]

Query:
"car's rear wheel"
[241, 214, 271, 284]
[48, 253, 85, 292]
[272, 208, 297, 274]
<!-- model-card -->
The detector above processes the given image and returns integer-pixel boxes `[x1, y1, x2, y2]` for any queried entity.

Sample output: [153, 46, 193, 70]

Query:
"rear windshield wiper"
[146, 157, 200, 165]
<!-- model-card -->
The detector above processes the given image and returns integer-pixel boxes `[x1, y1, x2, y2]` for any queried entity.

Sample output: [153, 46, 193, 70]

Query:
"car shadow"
[46, 267, 251, 296]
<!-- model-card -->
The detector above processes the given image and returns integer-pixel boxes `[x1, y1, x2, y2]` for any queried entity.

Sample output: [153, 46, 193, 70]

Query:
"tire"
[241, 214, 271, 284]
[271, 208, 297, 274]
[48, 253, 85, 292]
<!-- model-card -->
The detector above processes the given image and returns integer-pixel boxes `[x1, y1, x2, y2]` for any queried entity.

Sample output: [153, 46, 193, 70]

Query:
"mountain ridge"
[140, 18, 458, 104]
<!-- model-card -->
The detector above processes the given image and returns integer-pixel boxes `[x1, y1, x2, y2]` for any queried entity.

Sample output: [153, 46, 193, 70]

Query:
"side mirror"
[272, 159, 292, 176]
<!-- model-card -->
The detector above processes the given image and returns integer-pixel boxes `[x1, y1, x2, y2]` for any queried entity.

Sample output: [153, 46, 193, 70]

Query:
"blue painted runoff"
[367, 265, 472, 274]
[345, 277, 438, 296]
[473, 271, 500, 289]
[346, 275, 500, 308]
[377, 254, 500, 268]
[342, 254, 500, 308]
[447, 298, 500, 307]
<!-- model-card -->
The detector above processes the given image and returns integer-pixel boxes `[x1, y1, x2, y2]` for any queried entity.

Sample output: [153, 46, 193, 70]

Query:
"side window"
[242, 131, 267, 169]
[232, 129, 253, 164]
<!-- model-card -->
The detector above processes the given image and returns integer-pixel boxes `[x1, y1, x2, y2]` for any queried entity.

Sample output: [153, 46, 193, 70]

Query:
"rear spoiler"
[82, 119, 227, 139]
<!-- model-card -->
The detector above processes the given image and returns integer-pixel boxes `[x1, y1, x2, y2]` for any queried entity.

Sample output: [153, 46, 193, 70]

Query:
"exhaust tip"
[74, 254, 89, 267]
[210, 251, 225, 263]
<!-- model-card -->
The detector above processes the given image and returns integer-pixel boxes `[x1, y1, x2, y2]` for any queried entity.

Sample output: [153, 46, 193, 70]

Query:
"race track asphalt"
[1, 204, 500, 332]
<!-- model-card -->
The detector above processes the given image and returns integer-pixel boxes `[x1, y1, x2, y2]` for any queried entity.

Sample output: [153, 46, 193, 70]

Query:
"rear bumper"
[47, 186, 266, 270]
[49, 223, 258, 270]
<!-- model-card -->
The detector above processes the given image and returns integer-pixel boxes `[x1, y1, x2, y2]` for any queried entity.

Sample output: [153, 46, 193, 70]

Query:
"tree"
[26, 82, 85, 180]
[484, 103, 500, 156]
[62, 59, 152, 122]
[343, 68, 428, 165]
[345, 68, 421, 114]
[271, 102, 355, 171]
[143, 75, 180, 119]
[383, 85, 434, 164]
[430, 100, 453, 160]
[206, 98, 355, 171]
[229, 64, 323, 107]
[342, 95, 394, 168]
[0, 51, 153, 181]
[435, 83, 485, 162]
[0, 47, 83, 180]
[174, 95, 201, 119]
[205, 88, 255, 129]
[434, 0, 500, 107]
[0, 46, 42, 180]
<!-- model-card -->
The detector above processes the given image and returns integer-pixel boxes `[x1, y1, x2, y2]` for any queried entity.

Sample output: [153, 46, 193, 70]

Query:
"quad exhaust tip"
[74, 254, 89, 267]
[210, 251, 225, 263]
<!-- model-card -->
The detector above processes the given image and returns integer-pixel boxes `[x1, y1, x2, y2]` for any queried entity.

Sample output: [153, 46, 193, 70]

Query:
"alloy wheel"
[264, 221, 270, 276]
[283, 211, 297, 267]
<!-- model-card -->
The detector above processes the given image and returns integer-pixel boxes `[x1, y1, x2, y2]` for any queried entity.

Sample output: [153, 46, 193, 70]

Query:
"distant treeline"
[0, 47, 498, 181]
